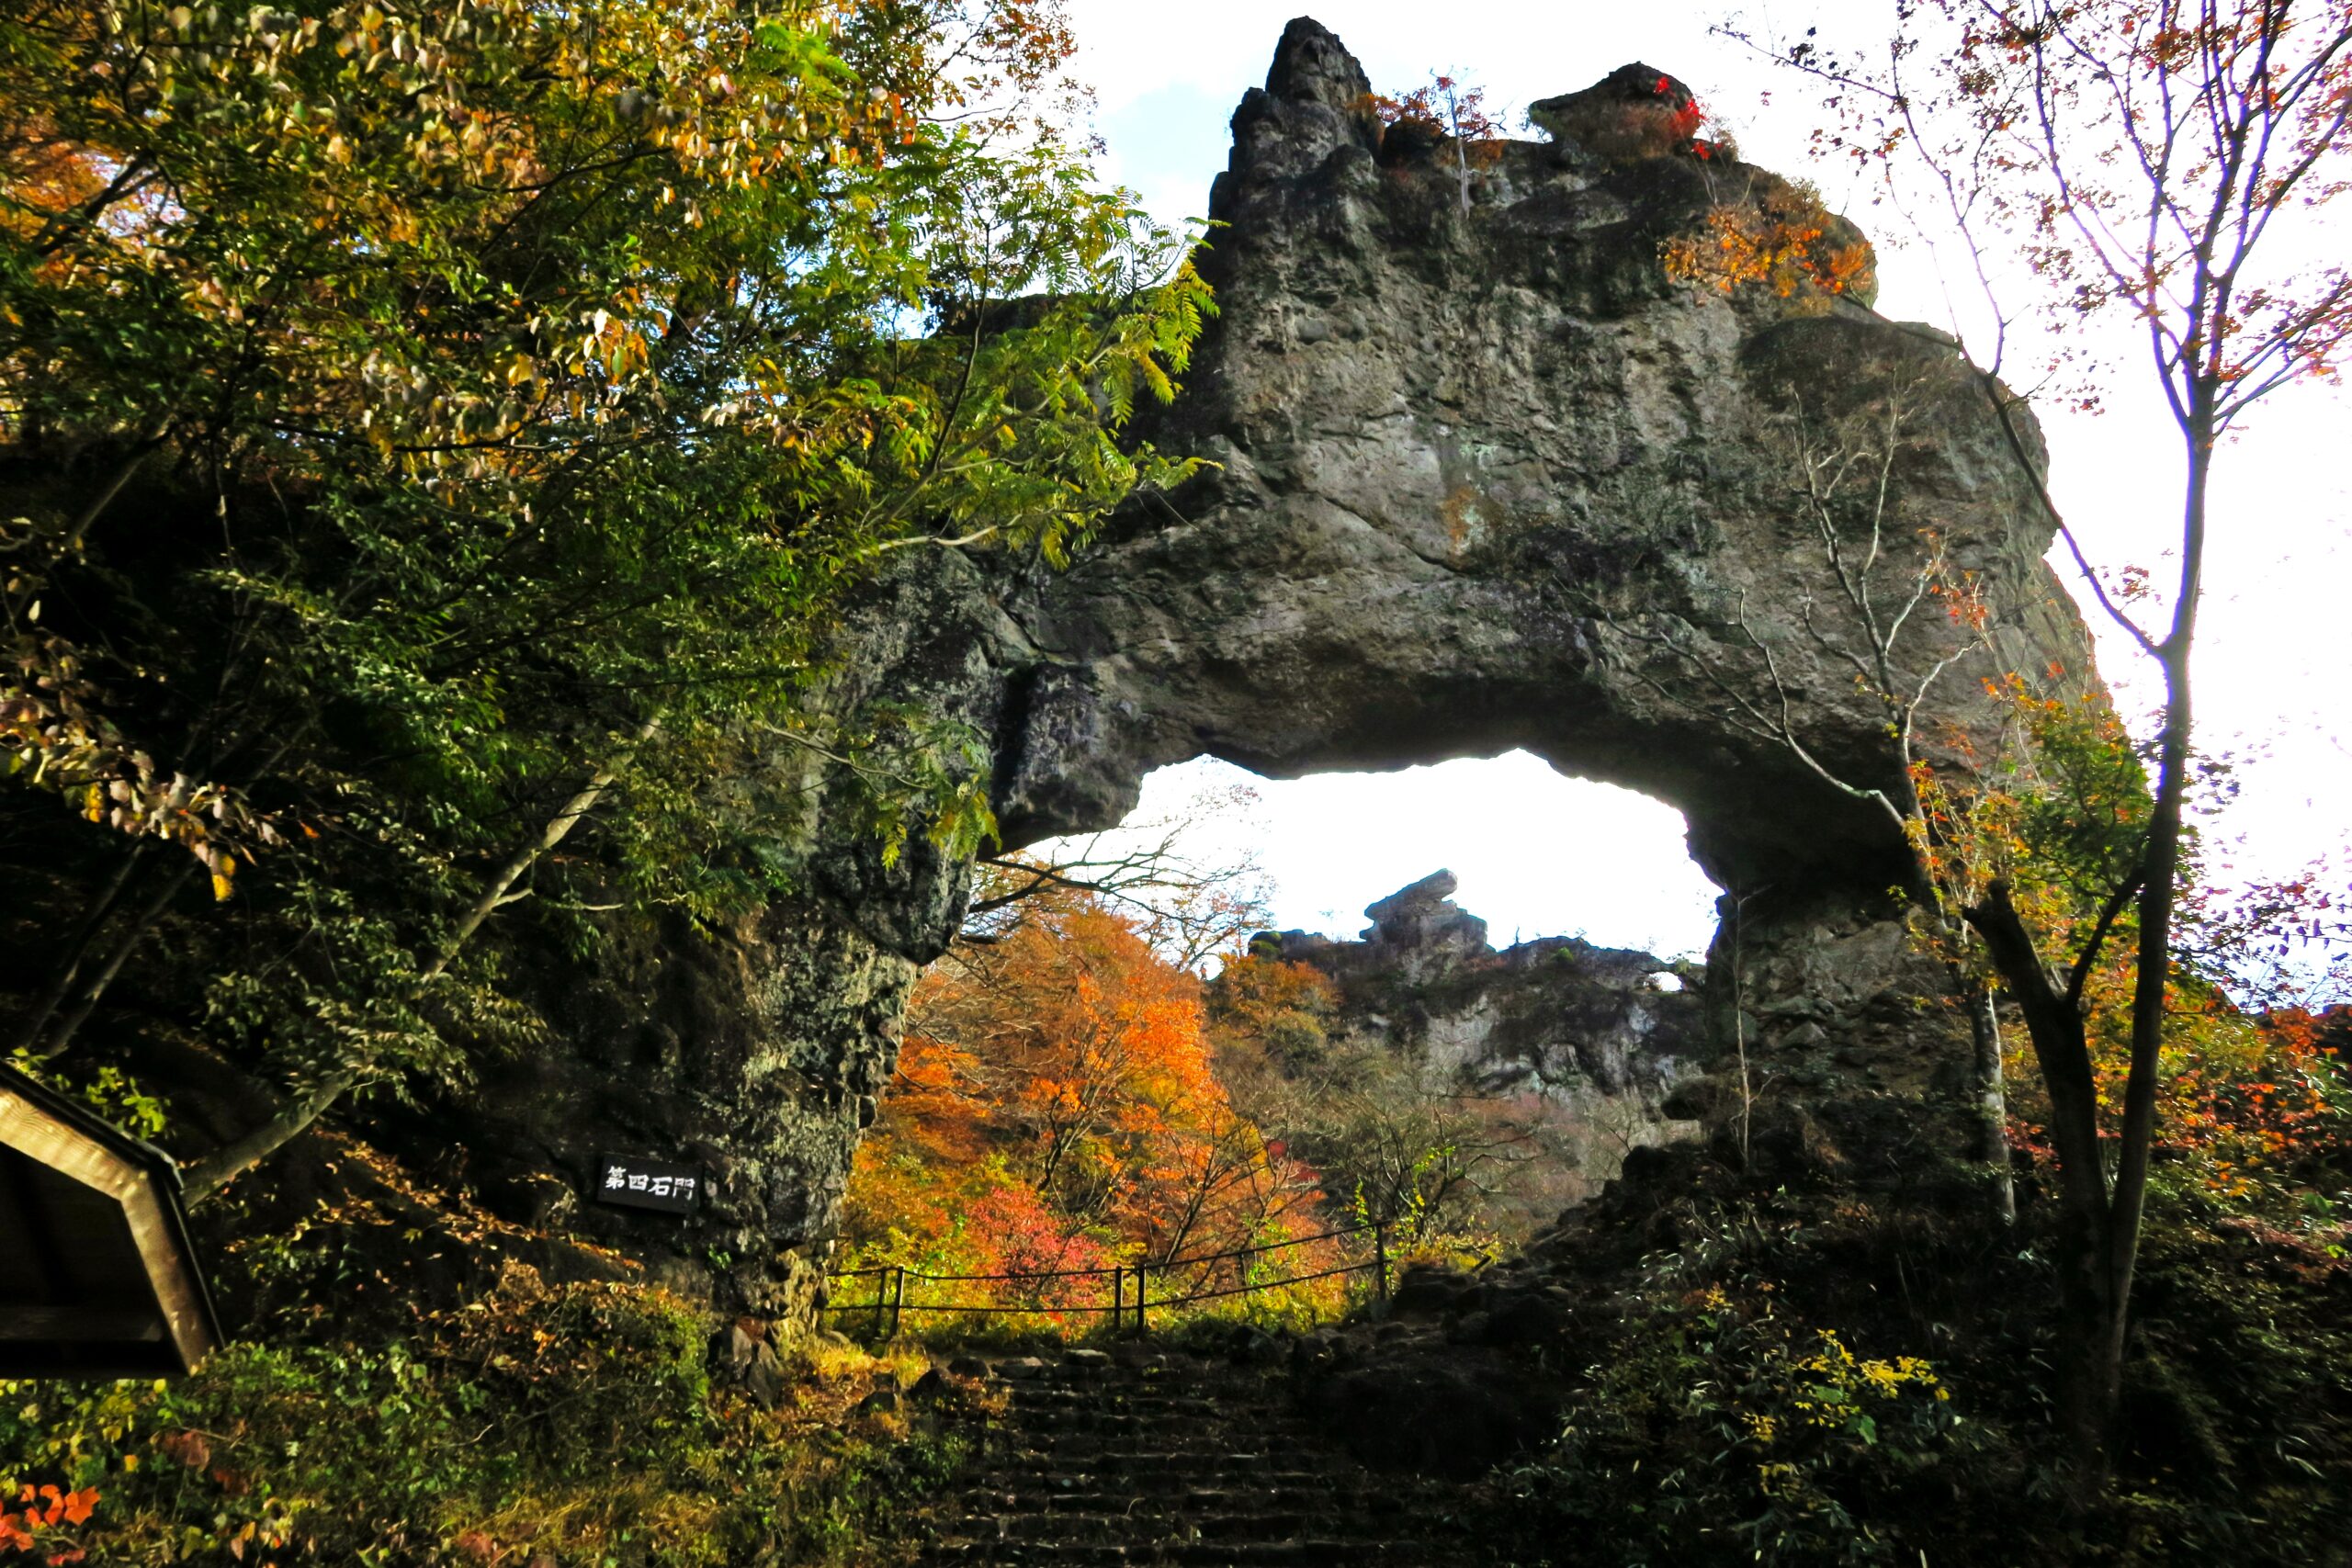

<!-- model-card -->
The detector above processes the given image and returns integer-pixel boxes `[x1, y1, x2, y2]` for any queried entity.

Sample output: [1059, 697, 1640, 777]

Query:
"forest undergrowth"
[1491, 1097, 2352, 1567]
[2, 1248, 976, 1568]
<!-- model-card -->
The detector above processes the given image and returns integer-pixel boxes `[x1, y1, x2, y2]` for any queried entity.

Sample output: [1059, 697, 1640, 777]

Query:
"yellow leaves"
[8, 534, 280, 880]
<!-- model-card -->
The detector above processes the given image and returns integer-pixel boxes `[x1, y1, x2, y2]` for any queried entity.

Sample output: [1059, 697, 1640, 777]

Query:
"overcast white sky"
[1033, 2, 2352, 962]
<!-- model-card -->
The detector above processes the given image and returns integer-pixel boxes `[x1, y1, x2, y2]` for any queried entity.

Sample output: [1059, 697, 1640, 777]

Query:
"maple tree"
[1363, 73, 1506, 214]
[841, 883, 1330, 1324]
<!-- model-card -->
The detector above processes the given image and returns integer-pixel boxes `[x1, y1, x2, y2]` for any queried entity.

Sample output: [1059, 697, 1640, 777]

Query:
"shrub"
[0, 1279, 960, 1566]
[1503, 1273, 1970, 1566]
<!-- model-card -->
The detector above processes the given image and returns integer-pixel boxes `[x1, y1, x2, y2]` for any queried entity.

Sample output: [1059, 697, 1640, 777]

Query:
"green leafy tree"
[0, 0, 1208, 1193]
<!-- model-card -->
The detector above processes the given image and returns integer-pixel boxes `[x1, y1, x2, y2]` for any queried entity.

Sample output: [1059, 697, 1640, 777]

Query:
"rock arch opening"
[990, 750, 1728, 1234]
[1082, 752, 1721, 959]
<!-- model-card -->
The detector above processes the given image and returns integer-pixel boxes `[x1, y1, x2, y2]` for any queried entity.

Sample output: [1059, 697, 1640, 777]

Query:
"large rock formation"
[439, 18, 2097, 1315]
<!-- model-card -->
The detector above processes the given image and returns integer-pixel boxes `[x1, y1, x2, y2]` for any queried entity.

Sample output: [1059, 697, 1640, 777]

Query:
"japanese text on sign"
[592, 1153, 703, 1216]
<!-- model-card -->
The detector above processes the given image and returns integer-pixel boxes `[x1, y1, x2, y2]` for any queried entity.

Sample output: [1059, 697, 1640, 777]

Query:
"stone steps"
[908, 1348, 1481, 1568]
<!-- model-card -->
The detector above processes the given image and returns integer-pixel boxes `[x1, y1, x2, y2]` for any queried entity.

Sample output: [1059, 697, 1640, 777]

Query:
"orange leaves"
[0, 1485, 99, 1562]
[1363, 77, 1505, 144]
[845, 885, 1317, 1287]
[1663, 184, 1876, 305]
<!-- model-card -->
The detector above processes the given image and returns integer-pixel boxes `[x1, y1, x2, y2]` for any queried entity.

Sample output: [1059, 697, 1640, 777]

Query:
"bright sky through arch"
[1057, 0, 2352, 962]
[1103, 753, 1723, 959]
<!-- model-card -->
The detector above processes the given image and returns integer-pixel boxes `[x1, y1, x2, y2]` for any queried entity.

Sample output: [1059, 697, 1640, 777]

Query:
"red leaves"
[1651, 73, 1712, 147]
[845, 886, 1325, 1307]
[1362, 74, 1504, 142]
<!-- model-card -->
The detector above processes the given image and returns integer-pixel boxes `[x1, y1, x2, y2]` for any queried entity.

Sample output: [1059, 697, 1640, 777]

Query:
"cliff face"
[1268, 871, 1706, 1220]
[431, 18, 2098, 1315]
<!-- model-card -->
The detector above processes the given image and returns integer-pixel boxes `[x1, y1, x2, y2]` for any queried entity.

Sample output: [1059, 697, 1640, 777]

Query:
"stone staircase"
[912, 1343, 1490, 1567]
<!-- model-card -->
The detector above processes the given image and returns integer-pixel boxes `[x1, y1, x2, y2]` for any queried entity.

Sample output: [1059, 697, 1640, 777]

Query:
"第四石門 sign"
[593, 1153, 702, 1216]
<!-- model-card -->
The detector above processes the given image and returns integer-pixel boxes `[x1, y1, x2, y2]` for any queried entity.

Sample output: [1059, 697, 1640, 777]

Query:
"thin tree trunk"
[63, 446, 154, 556]
[1728, 888, 1763, 1173]
[36, 858, 198, 1060]
[184, 716, 660, 1201]
[2100, 417, 2209, 1421]
[180, 1070, 355, 1198]
[9, 844, 152, 1055]
[30, 723, 309, 1060]
[1966, 978, 2017, 1225]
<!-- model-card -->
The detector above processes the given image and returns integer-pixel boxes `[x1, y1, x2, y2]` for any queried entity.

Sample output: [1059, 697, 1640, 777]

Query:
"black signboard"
[593, 1153, 704, 1216]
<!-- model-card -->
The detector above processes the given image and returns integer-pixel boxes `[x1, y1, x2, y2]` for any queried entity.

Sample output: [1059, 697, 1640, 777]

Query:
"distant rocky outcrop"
[1266, 871, 1705, 1214]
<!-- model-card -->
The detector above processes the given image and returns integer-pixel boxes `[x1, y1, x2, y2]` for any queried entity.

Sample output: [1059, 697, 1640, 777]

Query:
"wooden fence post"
[1134, 1263, 1148, 1335]
[889, 1267, 906, 1339]
[872, 1270, 888, 1339]
[1374, 1222, 1389, 1306]
[1110, 1266, 1124, 1333]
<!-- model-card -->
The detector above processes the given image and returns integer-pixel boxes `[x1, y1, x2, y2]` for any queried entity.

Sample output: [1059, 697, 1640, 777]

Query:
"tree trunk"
[1966, 979, 2017, 1226]
[36, 858, 198, 1059]
[1966, 880, 2120, 1488]
[2099, 412, 2210, 1428]
[180, 1070, 355, 1198]
[9, 844, 152, 1055]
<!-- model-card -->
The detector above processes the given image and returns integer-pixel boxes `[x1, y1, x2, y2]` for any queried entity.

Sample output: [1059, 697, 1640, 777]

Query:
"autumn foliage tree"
[841, 884, 1329, 1322]
[1714, 0, 2352, 1482]
[1363, 73, 1507, 214]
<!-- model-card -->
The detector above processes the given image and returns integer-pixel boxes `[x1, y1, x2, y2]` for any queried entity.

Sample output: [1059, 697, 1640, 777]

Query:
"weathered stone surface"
[1266, 871, 1706, 1215]
[426, 17, 2098, 1314]
[997, 22, 2080, 883]
[1272, 871, 1704, 1097]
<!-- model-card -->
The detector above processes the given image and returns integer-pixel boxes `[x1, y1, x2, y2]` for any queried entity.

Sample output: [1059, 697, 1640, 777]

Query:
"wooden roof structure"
[0, 1064, 221, 1377]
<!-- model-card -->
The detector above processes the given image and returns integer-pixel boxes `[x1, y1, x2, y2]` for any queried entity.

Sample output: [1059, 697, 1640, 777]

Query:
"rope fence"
[820, 1219, 1395, 1337]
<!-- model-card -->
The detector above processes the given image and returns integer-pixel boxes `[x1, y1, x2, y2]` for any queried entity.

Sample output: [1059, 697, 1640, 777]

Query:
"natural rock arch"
[447, 18, 2095, 1317]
